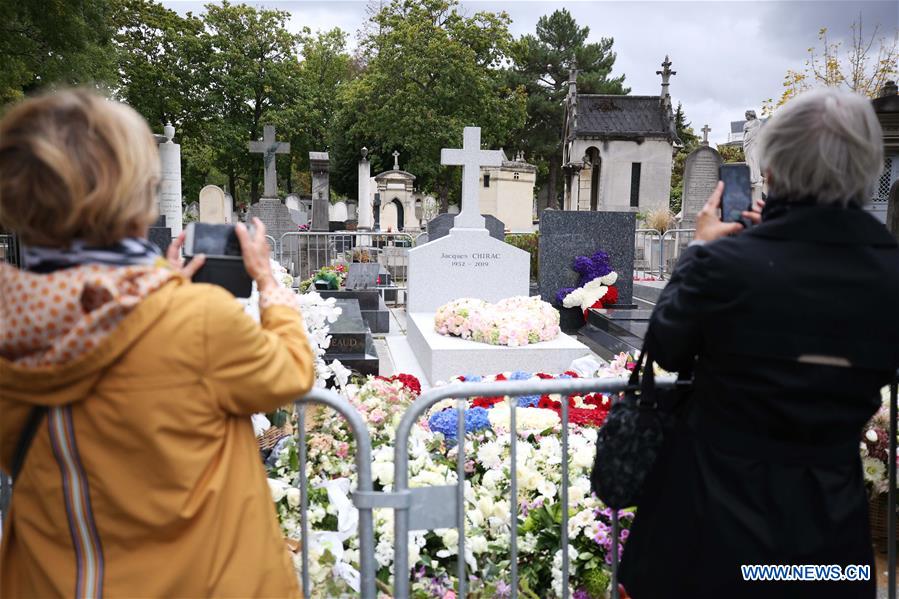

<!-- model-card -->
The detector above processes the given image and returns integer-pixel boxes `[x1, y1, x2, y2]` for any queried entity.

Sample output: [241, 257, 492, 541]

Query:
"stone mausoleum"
[562, 56, 680, 214]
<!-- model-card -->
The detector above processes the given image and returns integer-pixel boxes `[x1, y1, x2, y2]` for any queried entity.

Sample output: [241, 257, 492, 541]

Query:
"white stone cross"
[701, 124, 711, 145]
[441, 127, 503, 229]
[249, 125, 290, 198]
[392, 150, 401, 170]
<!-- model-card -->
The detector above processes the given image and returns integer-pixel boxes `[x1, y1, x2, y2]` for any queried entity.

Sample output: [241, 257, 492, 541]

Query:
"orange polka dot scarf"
[0, 261, 177, 367]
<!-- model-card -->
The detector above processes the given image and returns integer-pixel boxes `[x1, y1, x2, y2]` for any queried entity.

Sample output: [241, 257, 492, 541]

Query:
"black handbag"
[590, 348, 686, 509]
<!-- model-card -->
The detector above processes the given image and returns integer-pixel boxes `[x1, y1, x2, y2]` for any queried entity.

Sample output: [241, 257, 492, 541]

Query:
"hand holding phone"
[718, 163, 752, 228]
[183, 223, 254, 297]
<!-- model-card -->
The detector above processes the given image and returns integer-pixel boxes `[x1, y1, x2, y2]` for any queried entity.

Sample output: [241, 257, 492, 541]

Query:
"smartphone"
[719, 163, 752, 227]
[183, 223, 253, 297]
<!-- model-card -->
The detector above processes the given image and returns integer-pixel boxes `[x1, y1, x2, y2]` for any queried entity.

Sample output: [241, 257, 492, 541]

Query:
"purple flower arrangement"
[555, 250, 615, 305]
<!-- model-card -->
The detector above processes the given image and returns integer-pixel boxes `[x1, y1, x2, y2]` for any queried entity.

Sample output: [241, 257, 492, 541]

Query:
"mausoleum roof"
[374, 169, 416, 181]
[574, 95, 675, 140]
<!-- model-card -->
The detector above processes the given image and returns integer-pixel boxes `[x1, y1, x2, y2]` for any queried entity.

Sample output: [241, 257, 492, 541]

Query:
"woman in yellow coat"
[0, 90, 313, 597]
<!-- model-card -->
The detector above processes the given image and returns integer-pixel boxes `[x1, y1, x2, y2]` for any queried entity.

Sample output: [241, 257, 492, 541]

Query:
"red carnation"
[494, 373, 508, 381]
[393, 373, 422, 396]
[473, 396, 504, 408]
[603, 285, 619, 306]
[535, 372, 555, 380]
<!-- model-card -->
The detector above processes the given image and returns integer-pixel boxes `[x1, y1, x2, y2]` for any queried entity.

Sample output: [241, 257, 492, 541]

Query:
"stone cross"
[701, 124, 711, 146]
[248, 125, 290, 198]
[656, 55, 676, 108]
[392, 150, 400, 170]
[441, 126, 504, 229]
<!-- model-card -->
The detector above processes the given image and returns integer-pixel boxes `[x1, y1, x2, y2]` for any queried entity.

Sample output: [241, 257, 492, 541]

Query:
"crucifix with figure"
[248, 125, 290, 198]
[441, 127, 503, 229]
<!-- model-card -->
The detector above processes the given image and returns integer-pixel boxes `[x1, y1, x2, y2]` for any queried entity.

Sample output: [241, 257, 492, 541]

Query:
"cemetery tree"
[335, 0, 526, 211]
[717, 144, 745, 163]
[507, 8, 628, 209]
[202, 2, 302, 205]
[763, 16, 898, 115]
[112, 0, 215, 203]
[278, 28, 357, 195]
[0, 0, 116, 105]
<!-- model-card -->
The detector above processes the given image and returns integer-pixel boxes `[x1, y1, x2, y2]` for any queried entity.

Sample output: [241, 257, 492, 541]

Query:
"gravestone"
[358, 149, 373, 230]
[580, 308, 652, 361]
[310, 152, 331, 232]
[155, 123, 183, 237]
[246, 199, 295, 241]
[323, 299, 379, 375]
[347, 200, 358, 222]
[538, 210, 637, 331]
[285, 194, 308, 226]
[148, 215, 172, 254]
[404, 126, 589, 383]
[345, 263, 381, 290]
[199, 185, 228, 224]
[330, 201, 348, 224]
[428, 213, 504, 242]
[681, 143, 722, 227]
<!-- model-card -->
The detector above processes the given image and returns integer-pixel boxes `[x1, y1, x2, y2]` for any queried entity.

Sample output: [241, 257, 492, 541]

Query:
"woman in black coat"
[618, 88, 899, 598]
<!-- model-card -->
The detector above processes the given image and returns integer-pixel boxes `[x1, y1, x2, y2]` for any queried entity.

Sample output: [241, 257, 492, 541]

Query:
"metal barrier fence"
[634, 228, 662, 279]
[277, 231, 419, 304]
[632, 228, 697, 280]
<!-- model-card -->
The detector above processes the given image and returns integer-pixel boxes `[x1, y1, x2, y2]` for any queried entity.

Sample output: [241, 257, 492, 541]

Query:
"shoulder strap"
[11, 407, 46, 481]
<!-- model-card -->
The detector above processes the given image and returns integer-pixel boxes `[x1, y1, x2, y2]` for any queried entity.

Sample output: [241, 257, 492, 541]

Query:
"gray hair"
[759, 87, 883, 205]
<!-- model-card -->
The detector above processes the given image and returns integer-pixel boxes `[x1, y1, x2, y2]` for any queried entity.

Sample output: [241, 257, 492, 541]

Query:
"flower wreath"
[555, 250, 619, 319]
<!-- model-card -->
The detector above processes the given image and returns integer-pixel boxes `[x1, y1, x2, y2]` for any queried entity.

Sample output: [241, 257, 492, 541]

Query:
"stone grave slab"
[579, 308, 652, 361]
[246, 198, 296, 242]
[428, 213, 504, 242]
[407, 313, 589, 384]
[323, 299, 379, 376]
[538, 210, 636, 331]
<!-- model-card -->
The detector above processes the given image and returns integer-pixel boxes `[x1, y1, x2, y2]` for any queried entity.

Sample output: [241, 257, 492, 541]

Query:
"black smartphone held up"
[183, 223, 253, 298]
[719, 163, 753, 228]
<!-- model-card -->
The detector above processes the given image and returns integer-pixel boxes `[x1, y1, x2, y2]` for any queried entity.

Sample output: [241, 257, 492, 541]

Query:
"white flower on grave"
[480, 468, 505, 494]
[476, 440, 503, 470]
[600, 271, 618, 286]
[467, 508, 484, 529]
[537, 479, 557, 501]
[329, 359, 352, 389]
[286, 487, 301, 509]
[372, 461, 394, 486]
[268, 478, 289, 503]
[863, 457, 886, 484]
[865, 429, 879, 442]
[375, 539, 394, 568]
[437, 528, 459, 552]
[562, 278, 610, 312]
[469, 534, 489, 555]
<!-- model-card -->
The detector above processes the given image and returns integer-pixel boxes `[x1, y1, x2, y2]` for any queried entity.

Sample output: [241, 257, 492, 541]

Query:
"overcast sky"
[162, 1, 898, 146]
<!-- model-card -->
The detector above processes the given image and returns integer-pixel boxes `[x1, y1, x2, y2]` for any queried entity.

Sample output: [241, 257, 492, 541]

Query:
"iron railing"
[0, 234, 22, 268]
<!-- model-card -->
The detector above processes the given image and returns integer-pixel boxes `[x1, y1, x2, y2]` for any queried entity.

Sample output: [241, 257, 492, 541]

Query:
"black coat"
[618, 200, 899, 599]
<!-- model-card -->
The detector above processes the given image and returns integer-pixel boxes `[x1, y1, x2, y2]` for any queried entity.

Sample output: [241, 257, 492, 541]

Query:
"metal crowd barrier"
[634, 228, 662, 279]
[658, 228, 696, 278]
[0, 233, 22, 268]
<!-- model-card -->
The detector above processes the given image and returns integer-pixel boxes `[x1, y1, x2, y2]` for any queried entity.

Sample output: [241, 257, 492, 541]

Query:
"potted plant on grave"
[862, 386, 899, 547]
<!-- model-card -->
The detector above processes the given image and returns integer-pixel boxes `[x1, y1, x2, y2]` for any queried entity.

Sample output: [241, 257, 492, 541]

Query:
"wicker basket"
[257, 426, 290, 452]
[869, 493, 894, 541]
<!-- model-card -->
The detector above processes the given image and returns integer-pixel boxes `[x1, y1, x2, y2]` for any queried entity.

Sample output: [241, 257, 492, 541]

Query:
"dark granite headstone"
[148, 215, 172, 254]
[323, 299, 379, 375]
[427, 213, 504, 241]
[538, 210, 636, 330]
[346, 263, 381, 290]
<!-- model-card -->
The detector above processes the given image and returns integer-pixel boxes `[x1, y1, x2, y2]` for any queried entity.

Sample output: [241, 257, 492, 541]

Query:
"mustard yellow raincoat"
[0, 264, 313, 597]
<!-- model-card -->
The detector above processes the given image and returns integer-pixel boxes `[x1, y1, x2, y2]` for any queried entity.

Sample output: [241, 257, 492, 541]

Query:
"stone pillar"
[358, 149, 373, 230]
[310, 151, 330, 232]
[157, 123, 183, 237]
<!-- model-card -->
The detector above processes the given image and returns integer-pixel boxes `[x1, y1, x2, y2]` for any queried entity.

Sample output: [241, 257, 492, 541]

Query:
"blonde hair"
[0, 89, 160, 246]
[759, 87, 883, 206]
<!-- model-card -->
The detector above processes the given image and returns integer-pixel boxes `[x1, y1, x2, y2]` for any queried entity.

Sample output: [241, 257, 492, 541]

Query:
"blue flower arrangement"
[428, 407, 492, 440]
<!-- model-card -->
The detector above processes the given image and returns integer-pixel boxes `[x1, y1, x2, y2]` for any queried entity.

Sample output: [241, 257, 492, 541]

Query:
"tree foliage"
[507, 9, 628, 210]
[763, 16, 898, 115]
[0, 0, 117, 105]
[333, 0, 526, 209]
